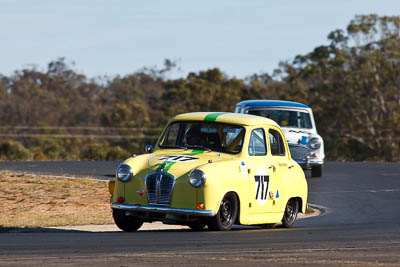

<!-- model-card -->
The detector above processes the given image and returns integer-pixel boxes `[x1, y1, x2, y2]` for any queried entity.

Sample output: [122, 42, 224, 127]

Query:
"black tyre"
[311, 164, 323, 177]
[282, 198, 299, 228]
[207, 192, 238, 231]
[112, 209, 143, 232]
[187, 223, 206, 231]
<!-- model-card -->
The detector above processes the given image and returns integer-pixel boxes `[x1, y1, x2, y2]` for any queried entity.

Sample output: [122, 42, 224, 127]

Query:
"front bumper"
[295, 158, 324, 170]
[111, 203, 216, 217]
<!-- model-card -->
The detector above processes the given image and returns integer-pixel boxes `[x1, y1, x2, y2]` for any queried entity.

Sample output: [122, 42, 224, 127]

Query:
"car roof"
[236, 100, 310, 109]
[171, 112, 279, 127]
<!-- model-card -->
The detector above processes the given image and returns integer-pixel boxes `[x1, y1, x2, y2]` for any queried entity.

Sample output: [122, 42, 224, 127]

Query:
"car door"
[267, 127, 291, 213]
[246, 128, 276, 214]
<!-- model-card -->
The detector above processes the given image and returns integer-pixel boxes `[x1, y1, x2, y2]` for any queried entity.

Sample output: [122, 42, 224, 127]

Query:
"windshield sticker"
[159, 155, 199, 162]
[201, 126, 217, 133]
[254, 168, 270, 206]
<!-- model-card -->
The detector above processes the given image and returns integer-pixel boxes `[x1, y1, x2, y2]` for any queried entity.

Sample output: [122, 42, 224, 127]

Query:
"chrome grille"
[289, 144, 310, 161]
[145, 172, 175, 205]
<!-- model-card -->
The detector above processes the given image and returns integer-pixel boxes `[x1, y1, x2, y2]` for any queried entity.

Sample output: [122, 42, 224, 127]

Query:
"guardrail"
[0, 126, 162, 140]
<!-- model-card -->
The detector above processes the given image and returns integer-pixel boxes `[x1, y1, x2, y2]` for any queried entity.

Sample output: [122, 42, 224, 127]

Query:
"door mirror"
[144, 144, 154, 153]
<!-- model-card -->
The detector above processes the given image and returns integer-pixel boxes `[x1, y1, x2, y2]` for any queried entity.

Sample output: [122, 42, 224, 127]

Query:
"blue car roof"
[236, 100, 310, 109]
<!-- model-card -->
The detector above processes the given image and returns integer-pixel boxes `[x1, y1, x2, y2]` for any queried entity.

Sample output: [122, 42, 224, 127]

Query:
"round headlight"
[189, 170, 206, 188]
[116, 164, 133, 182]
[308, 137, 321, 150]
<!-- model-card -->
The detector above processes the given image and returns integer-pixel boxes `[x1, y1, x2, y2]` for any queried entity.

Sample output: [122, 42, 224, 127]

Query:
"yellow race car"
[109, 112, 308, 231]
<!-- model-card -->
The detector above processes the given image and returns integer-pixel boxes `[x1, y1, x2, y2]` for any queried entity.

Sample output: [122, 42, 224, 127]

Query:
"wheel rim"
[220, 198, 233, 226]
[285, 199, 297, 224]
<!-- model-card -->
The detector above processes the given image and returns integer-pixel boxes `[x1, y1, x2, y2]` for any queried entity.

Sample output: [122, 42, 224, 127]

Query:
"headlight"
[308, 137, 321, 150]
[189, 170, 206, 188]
[116, 164, 133, 182]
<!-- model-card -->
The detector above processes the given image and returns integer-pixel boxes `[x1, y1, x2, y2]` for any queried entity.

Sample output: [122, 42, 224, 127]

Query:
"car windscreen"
[159, 121, 245, 154]
[248, 109, 312, 129]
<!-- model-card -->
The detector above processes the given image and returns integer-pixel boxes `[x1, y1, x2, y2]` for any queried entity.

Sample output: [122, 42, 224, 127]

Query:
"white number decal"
[159, 155, 198, 162]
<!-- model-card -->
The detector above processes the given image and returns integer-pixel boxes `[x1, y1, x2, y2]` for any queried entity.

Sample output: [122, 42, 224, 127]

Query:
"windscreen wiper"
[174, 145, 188, 150]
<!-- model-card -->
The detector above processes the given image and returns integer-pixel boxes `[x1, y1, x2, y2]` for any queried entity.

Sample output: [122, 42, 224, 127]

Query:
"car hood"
[281, 127, 314, 145]
[127, 149, 235, 179]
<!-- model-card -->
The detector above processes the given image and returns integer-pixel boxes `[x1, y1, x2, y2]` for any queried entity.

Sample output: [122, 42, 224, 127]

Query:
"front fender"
[196, 160, 248, 214]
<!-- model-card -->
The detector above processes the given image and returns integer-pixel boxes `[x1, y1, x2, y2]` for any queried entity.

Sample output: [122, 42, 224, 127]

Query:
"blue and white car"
[234, 100, 324, 177]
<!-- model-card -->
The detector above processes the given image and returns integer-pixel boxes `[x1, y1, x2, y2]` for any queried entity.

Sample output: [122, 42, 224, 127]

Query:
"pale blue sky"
[1, 0, 399, 79]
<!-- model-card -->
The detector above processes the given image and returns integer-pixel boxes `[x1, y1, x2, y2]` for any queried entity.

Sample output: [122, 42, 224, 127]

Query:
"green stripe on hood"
[185, 149, 205, 156]
[156, 161, 168, 172]
[162, 162, 175, 172]
[204, 112, 227, 122]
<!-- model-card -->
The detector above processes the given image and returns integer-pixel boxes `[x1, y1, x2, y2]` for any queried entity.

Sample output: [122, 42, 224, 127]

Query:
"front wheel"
[281, 198, 299, 228]
[207, 192, 238, 231]
[112, 209, 143, 232]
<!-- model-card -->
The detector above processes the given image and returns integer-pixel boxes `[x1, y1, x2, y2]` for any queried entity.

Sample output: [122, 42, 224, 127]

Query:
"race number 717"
[255, 175, 269, 200]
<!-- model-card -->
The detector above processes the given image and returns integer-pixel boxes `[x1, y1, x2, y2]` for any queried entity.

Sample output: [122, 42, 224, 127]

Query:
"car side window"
[269, 129, 286, 156]
[248, 128, 267, 156]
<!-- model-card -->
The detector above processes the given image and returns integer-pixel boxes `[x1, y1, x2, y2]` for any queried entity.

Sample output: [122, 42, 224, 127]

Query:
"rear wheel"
[282, 198, 299, 228]
[207, 192, 238, 231]
[311, 164, 323, 177]
[112, 209, 143, 232]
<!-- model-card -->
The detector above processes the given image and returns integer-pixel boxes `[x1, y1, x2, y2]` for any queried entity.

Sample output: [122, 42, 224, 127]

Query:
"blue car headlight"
[189, 170, 206, 188]
[116, 164, 133, 182]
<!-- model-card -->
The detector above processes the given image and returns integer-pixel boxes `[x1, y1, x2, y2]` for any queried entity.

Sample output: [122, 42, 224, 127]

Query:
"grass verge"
[0, 171, 113, 230]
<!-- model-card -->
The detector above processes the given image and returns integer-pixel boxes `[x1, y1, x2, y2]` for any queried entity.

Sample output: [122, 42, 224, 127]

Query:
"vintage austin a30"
[109, 112, 308, 231]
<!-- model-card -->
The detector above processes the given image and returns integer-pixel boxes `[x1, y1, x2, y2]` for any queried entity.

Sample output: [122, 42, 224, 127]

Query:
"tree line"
[0, 14, 399, 162]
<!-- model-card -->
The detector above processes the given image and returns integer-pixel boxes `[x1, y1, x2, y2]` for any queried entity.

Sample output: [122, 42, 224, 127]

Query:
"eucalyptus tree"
[277, 14, 400, 161]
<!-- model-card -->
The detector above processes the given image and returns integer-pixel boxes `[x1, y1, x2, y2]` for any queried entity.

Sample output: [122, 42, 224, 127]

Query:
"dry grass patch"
[0, 171, 113, 229]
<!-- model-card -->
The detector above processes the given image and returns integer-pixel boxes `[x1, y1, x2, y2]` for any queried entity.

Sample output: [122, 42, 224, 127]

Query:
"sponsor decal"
[289, 130, 308, 134]
[239, 161, 248, 175]
[136, 190, 144, 197]
[269, 191, 274, 200]
[300, 136, 308, 145]
[254, 168, 270, 206]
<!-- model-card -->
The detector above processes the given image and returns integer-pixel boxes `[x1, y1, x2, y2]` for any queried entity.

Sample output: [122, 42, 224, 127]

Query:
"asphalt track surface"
[0, 161, 400, 266]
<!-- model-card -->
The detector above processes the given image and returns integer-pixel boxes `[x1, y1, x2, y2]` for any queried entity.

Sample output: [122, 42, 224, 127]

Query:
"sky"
[1, 0, 399, 79]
